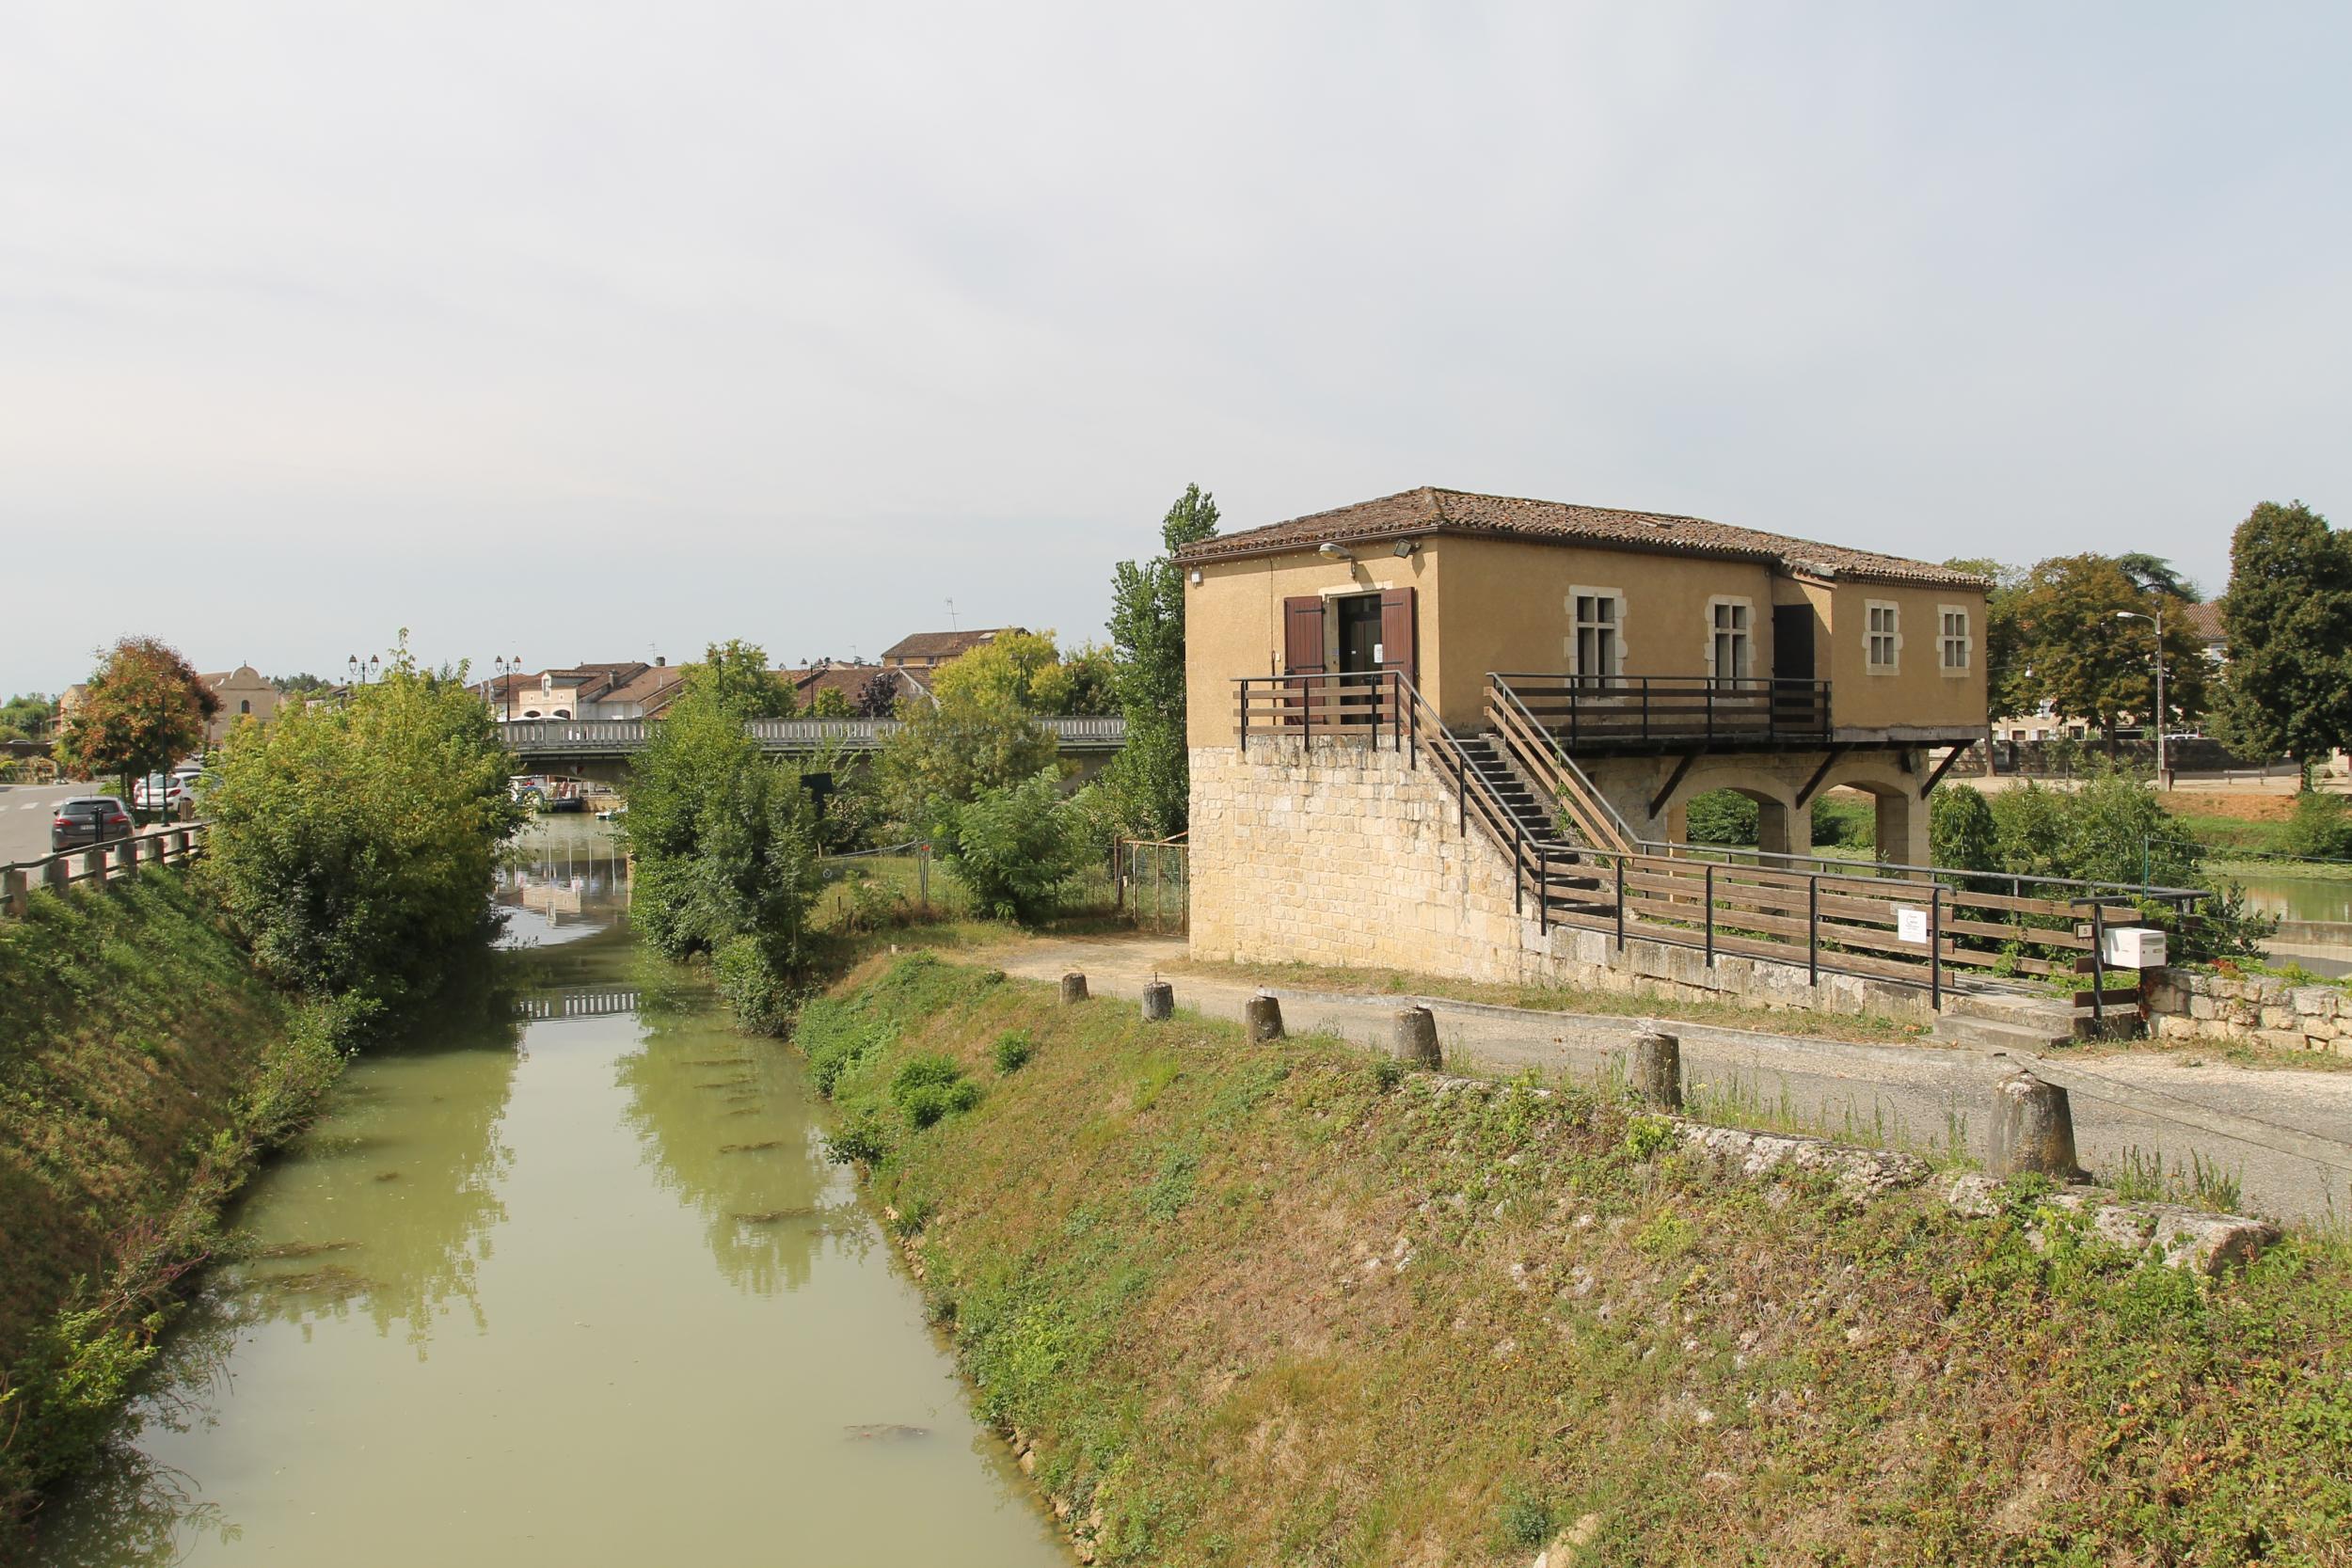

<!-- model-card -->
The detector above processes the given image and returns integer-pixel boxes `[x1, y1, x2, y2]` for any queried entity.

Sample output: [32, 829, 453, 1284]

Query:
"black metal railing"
[1494, 673, 1832, 746]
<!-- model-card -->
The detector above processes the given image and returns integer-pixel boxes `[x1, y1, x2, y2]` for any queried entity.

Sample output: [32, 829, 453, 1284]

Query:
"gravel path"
[987, 935, 2352, 1227]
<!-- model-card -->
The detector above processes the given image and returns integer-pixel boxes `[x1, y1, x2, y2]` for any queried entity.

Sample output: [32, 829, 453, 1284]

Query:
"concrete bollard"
[1059, 972, 1089, 1005]
[1245, 992, 1285, 1041]
[1391, 1006, 1441, 1069]
[1988, 1069, 2085, 1180]
[1140, 980, 1175, 1022]
[1630, 1022, 1683, 1110]
[3, 867, 26, 919]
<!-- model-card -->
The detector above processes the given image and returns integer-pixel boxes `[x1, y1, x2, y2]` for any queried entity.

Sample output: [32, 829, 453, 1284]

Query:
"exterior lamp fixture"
[1318, 541, 1356, 563]
[1392, 539, 1420, 558]
[1188, 567, 1203, 586]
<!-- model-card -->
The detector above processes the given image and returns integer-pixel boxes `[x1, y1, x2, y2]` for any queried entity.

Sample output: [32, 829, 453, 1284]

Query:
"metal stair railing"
[1484, 673, 1636, 854]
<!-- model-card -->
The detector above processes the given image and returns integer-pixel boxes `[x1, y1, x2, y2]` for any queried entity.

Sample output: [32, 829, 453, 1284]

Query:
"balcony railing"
[1495, 673, 1831, 747]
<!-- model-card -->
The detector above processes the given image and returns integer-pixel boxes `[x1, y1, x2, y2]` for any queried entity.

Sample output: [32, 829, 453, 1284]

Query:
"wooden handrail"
[2, 823, 210, 919]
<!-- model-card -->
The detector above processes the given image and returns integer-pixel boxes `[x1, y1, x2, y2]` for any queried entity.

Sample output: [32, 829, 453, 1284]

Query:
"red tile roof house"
[880, 628, 1027, 670]
[1177, 486, 2012, 1025]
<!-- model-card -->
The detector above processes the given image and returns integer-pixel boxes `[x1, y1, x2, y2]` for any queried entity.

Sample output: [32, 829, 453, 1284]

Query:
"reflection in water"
[496, 817, 632, 946]
[35, 909, 1065, 1568]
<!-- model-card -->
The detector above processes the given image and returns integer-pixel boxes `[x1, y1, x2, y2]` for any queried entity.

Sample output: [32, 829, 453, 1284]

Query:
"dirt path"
[981, 934, 2352, 1227]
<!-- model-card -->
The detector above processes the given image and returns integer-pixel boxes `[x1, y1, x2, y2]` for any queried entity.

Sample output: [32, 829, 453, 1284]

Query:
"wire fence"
[1113, 837, 1189, 934]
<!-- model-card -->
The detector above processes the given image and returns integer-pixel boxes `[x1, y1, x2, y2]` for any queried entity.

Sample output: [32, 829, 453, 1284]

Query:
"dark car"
[51, 796, 135, 851]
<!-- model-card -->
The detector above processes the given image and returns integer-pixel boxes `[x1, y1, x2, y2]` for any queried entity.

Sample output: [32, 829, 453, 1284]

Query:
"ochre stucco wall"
[1184, 535, 1987, 745]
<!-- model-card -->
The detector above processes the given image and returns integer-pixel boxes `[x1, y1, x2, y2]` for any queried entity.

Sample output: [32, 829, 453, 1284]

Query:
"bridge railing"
[3, 824, 210, 919]
[501, 715, 1127, 752]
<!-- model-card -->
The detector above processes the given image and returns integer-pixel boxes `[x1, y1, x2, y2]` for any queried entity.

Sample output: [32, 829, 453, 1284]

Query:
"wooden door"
[1283, 595, 1327, 730]
[1377, 587, 1418, 726]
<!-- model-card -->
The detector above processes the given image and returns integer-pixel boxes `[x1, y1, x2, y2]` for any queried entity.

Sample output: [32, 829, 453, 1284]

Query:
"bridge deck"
[502, 715, 1124, 761]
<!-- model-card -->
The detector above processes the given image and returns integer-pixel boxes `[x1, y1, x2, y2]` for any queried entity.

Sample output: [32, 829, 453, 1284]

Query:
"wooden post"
[1630, 1022, 1682, 1109]
[47, 856, 71, 895]
[1244, 992, 1284, 1042]
[1391, 1006, 1441, 1069]
[1704, 862, 1715, 967]
[3, 867, 26, 918]
[1059, 972, 1089, 1005]
[1988, 1069, 2085, 1180]
[1140, 980, 1175, 1022]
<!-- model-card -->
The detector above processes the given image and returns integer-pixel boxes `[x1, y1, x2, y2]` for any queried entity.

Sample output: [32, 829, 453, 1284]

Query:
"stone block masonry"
[2145, 969, 2352, 1057]
[1188, 741, 1937, 1023]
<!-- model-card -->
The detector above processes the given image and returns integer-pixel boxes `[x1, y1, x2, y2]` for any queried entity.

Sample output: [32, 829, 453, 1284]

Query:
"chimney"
[656, 655, 665, 666]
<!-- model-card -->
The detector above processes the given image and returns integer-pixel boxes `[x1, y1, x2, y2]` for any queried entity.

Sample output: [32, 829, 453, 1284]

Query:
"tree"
[854, 671, 900, 719]
[1105, 483, 1220, 835]
[271, 673, 333, 697]
[202, 639, 522, 1013]
[54, 638, 219, 792]
[807, 687, 856, 719]
[2005, 555, 2205, 749]
[622, 657, 824, 1029]
[2116, 552, 2201, 603]
[2212, 501, 2352, 784]
[878, 689, 1057, 828]
[930, 768, 1095, 921]
[0, 693, 54, 742]
[1929, 784, 1999, 875]
[929, 630, 1119, 717]
[683, 639, 797, 718]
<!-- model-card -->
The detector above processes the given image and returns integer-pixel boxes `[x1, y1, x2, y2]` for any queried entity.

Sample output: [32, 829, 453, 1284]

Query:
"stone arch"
[1810, 752, 1930, 870]
[1662, 760, 1805, 861]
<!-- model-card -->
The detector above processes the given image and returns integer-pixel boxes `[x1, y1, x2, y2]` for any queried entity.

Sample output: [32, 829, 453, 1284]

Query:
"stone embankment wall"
[1188, 740, 1937, 1022]
[2145, 969, 2352, 1057]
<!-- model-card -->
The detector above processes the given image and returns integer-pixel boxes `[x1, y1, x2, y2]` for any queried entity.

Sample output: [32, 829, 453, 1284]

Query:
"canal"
[35, 822, 1066, 1566]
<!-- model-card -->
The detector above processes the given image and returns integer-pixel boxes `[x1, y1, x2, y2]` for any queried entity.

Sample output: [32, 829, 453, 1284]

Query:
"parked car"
[51, 797, 135, 851]
[132, 772, 198, 816]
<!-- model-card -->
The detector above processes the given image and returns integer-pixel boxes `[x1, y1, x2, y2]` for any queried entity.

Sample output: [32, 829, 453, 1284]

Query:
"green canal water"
[34, 828, 1066, 1566]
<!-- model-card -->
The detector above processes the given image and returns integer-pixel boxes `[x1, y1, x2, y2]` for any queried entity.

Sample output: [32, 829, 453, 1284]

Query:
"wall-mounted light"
[1391, 539, 1420, 558]
[1188, 567, 1202, 586]
[1318, 541, 1356, 563]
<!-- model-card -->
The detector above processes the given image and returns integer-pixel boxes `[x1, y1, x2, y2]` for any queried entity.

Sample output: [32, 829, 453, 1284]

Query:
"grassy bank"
[0, 873, 349, 1542]
[806, 954, 2352, 1566]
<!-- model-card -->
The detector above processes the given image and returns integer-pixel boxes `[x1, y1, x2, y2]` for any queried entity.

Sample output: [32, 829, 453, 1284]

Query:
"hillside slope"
[810, 955, 2352, 1567]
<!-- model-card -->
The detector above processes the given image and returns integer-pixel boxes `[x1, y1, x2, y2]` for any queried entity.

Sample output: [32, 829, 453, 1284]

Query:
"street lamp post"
[2115, 609, 2167, 786]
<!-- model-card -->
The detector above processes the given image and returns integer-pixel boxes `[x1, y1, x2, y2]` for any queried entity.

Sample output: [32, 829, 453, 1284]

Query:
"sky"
[5, 2, 2348, 693]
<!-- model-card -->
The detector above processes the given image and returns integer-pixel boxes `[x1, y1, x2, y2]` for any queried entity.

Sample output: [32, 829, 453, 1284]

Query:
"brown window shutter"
[1377, 587, 1418, 688]
[1283, 596, 1327, 674]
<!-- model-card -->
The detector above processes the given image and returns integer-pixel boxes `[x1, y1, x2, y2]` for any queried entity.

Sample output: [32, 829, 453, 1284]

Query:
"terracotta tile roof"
[2182, 601, 2225, 643]
[880, 627, 1024, 662]
[1175, 486, 1990, 590]
[787, 664, 928, 712]
[604, 664, 688, 709]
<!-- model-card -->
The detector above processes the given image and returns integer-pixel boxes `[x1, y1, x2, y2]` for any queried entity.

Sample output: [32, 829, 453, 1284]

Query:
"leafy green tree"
[807, 687, 856, 719]
[878, 689, 1057, 829]
[2006, 555, 2205, 747]
[271, 673, 333, 697]
[203, 640, 522, 1013]
[622, 671, 823, 973]
[683, 639, 797, 718]
[1929, 785, 1999, 875]
[54, 638, 218, 793]
[931, 769, 1094, 921]
[2115, 552, 2201, 603]
[0, 692, 54, 742]
[1105, 483, 1220, 835]
[2212, 500, 2352, 784]
[2283, 792, 2352, 862]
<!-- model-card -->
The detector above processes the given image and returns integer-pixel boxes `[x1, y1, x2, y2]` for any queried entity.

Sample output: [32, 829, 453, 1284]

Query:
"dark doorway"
[1772, 604, 1816, 682]
[1337, 594, 1384, 673]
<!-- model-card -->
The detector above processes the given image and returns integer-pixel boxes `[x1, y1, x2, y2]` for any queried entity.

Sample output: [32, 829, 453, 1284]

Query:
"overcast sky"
[5, 3, 2347, 692]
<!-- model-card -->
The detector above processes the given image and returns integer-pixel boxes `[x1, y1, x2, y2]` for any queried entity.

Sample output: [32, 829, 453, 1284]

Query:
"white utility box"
[2099, 927, 2167, 968]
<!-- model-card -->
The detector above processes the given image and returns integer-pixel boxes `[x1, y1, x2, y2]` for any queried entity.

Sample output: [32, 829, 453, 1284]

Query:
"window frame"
[1565, 586, 1629, 685]
[1705, 595, 1755, 684]
[1936, 604, 1972, 675]
[1865, 599, 1901, 674]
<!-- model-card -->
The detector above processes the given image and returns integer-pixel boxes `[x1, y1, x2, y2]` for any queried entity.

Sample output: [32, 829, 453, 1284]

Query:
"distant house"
[2183, 600, 2226, 663]
[490, 660, 675, 722]
[787, 663, 930, 716]
[880, 628, 1025, 671]
[199, 666, 282, 743]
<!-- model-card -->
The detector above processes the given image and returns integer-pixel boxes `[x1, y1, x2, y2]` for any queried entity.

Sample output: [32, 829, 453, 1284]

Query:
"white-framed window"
[1706, 597, 1753, 682]
[1567, 588, 1625, 680]
[1937, 605, 1971, 673]
[1866, 600, 1900, 673]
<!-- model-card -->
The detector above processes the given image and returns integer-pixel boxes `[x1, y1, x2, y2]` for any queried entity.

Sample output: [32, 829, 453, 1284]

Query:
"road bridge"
[502, 715, 1124, 766]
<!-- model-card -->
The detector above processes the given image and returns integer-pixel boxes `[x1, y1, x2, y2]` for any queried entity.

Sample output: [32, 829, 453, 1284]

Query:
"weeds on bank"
[793, 953, 2352, 1567]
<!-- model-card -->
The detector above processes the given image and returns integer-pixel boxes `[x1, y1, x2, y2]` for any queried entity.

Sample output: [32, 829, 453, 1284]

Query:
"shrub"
[1809, 793, 1875, 851]
[890, 1053, 978, 1129]
[2285, 792, 2352, 862]
[931, 769, 1093, 922]
[796, 1000, 891, 1097]
[1683, 789, 1759, 847]
[1930, 784, 1999, 874]
[822, 1109, 891, 1165]
[1497, 1487, 1554, 1550]
[203, 639, 522, 1014]
[712, 937, 795, 1036]
[993, 1030, 1035, 1073]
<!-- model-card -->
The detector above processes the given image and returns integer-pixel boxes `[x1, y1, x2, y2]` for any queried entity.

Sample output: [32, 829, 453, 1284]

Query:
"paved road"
[991, 935, 2352, 1227]
[0, 783, 87, 864]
